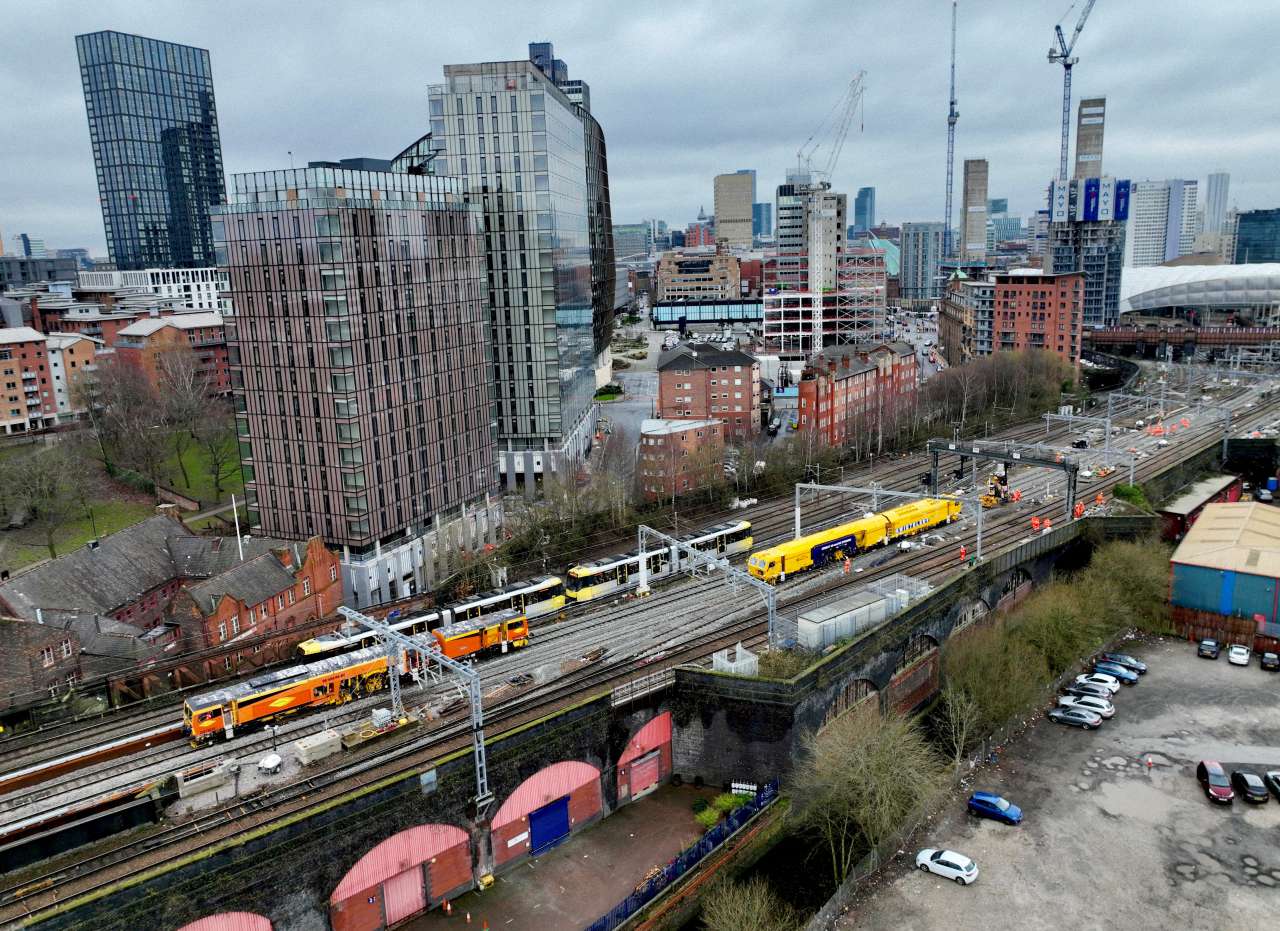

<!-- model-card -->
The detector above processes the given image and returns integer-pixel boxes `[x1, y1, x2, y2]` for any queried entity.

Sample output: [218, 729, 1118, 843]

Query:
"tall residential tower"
[961, 159, 989, 261]
[76, 31, 226, 270]
[1073, 97, 1106, 180]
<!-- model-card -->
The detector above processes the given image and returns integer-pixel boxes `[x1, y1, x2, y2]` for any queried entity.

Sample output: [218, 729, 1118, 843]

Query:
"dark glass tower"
[76, 31, 226, 270]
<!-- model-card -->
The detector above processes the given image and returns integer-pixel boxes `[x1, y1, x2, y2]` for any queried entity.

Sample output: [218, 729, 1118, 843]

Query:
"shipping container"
[798, 591, 890, 649]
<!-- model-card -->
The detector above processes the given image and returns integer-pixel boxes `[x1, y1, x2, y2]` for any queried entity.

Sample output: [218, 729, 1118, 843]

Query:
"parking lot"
[841, 638, 1280, 931]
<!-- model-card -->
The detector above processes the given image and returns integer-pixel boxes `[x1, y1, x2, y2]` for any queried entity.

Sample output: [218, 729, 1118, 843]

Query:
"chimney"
[827, 356, 837, 374]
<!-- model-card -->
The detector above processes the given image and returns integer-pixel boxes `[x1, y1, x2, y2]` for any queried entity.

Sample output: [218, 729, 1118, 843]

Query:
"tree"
[700, 876, 798, 931]
[937, 681, 981, 769]
[1, 439, 102, 559]
[155, 345, 212, 489]
[75, 357, 165, 479]
[795, 708, 945, 886]
[194, 401, 239, 500]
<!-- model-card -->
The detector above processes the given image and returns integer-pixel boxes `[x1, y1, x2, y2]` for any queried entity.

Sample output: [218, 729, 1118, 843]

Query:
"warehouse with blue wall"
[1171, 502, 1280, 635]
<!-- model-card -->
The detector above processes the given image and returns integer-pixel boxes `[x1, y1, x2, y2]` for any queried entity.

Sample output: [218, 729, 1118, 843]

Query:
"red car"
[1197, 760, 1234, 804]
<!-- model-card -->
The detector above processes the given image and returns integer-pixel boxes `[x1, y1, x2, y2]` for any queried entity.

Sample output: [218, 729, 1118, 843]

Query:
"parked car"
[1097, 652, 1147, 674]
[1074, 672, 1121, 694]
[1196, 760, 1234, 804]
[767, 417, 781, 436]
[1232, 770, 1269, 803]
[1093, 661, 1140, 685]
[1227, 644, 1252, 666]
[1071, 438, 1089, 449]
[1063, 680, 1115, 700]
[1197, 638, 1221, 659]
[1048, 706, 1102, 729]
[1254, 487, 1275, 504]
[967, 792, 1023, 825]
[915, 848, 979, 884]
[1264, 771, 1280, 800]
[1057, 694, 1115, 718]
[1261, 652, 1280, 672]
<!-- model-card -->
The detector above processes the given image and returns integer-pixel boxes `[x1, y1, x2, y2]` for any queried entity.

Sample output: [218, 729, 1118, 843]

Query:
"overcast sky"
[3, 0, 1277, 254]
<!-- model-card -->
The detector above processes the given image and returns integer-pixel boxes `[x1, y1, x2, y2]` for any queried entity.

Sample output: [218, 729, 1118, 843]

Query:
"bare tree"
[701, 876, 799, 931]
[1, 439, 102, 559]
[795, 707, 945, 886]
[77, 357, 165, 480]
[155, 345, 212, 488]
[194, 401, 239, 500]
[937, 681, 981, 769]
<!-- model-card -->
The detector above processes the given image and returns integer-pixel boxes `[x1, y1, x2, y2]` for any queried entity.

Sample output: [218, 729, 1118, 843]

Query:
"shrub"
[692, 797, 709, 814]
[1112, 483, 1152, 512]
[711, 793, 739, 814]
[695, 807, 722, 831]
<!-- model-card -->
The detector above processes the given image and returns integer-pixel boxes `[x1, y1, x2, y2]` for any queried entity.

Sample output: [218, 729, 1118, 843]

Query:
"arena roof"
[1120, 263, 1280, 314]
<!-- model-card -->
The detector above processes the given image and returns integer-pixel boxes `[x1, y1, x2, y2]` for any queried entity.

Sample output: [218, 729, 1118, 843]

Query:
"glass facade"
[76, 31, 225, 270]
[427, 62, 596, 469]
[1235, 209, 1280, 265]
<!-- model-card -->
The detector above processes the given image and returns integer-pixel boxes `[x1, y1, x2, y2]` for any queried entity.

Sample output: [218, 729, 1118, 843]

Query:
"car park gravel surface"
[840, 638, 1280, 931]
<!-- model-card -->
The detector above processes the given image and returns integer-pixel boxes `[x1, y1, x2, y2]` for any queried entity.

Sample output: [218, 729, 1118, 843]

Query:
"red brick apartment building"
[657, 343, 761, 441]
[113, 311, 230, 393]
[797, 342, 919, 447]
[994, 270, 1083, 365]
[637, 418, 725, 500]
[0, 327, 58, 434]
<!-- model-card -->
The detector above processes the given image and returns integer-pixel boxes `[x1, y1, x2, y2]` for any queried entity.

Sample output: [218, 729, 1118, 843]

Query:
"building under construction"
[762, 174, 887, 359]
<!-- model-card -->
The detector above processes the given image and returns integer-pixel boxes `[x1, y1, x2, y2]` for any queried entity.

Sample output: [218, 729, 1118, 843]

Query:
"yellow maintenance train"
[747, 498, 961, 583]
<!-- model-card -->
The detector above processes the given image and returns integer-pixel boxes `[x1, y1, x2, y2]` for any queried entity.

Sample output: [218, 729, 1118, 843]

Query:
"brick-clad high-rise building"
[993, 270, 1083, 366]
[215, 166, 500, 607]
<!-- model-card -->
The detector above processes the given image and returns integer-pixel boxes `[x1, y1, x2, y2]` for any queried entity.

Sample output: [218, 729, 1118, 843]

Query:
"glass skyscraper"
[76, 31, 226, 270]
[1234, 209, 1280, 264]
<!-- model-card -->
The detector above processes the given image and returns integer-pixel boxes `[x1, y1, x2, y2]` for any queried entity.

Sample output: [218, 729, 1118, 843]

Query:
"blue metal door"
[529, 795, 571, 855]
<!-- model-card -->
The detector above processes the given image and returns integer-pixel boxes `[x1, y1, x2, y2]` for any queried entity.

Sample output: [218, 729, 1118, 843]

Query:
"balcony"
[22, 372, 37, 381]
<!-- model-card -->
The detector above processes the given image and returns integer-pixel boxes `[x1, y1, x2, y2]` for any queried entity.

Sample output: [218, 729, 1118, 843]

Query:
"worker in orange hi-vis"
[1044, 517, 1053, 531]
[1031, 516, 1041, 531]
[959, 545, 967, 563]
[1074, 501, 1085, 519]
[843, 556, 852, 574]
[1095, 492, 1104, 506]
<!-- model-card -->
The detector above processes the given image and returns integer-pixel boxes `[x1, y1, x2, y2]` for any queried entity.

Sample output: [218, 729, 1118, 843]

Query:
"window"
[303, 578, 312, 597]
[288, 589, 296, 606]
[318, 241, 344, 262]
[40, 646, 55, 667]
[329, 565, 338, 582]
[277, 594, 285, 610]
[217, 622, 227, 642]
[233, 615, 241, 635]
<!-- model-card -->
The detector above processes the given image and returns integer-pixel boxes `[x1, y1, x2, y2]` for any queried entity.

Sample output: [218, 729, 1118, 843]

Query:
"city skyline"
[2, 0, 1278, 252]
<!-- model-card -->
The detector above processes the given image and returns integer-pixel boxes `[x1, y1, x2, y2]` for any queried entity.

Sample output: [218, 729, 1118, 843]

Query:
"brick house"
[797, 342, 919, 447]
[0, 618, 81, 712]
[0, 326, 58, 435]
[113, 311, 230, 393]
[637, 418, 726, 500]
[657, 343, 761, 442]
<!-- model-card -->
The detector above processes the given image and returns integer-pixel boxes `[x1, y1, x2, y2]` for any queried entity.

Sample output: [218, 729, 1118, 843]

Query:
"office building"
[1123, 179, 1198, 267]
[77, 266, 228, 311]
[55, 248, 93, 270]
[657, 342, 761, 442]
[612, 223, 652, 262]
[1073, 97, 1106, 179]
[1048, 176, 1131, 327]
[1234, 209, 1280, 264]
[900, 222, 946, 301]
[215, 164, 499, 607]
[656, 250, 740, 302]
[0, 256, 78, 291]
[987, 198, 1008, 215]
[12, 235, 47, 258]
[854, 187, 876, 233]
[753, 202, 773, 239]
[76, 31, 226, 270]
[714, 172, 754, 247]
[961, 159, 989, 261]
[426, 43, 615, 486]
[1202, 172, 1230, 235]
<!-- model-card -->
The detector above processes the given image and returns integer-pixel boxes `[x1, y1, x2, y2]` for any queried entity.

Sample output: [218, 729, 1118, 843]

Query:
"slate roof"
[36, 609, 156, 661]
[168, 534, 296, 579]
[0, 515, 192, 620]
[658, 342, 757, 371]
[185, 553, 297, 616]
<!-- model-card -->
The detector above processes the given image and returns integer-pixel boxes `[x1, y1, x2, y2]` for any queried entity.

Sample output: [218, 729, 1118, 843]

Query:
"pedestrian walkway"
[406, 785, 712, 930]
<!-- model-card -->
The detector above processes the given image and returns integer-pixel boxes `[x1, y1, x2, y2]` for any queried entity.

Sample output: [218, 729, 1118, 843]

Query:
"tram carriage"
[564, 520, 753, 601]
[747, 499, 960, 583]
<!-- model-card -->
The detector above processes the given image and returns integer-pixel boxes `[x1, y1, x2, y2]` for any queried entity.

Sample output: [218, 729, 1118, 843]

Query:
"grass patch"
[1112, 483, 1152, 512]
[0, 497, 156, 571]
[161, 435, 242, 506]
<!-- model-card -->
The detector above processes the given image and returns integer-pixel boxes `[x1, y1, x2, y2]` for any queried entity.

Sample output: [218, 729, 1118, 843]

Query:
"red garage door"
[630, 751, 661, 799]
[384, 867, 426, 926]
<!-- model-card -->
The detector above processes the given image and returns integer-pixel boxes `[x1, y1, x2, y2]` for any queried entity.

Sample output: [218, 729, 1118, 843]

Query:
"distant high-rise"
[714, 172, 754, 247]
[1123, 179, 1198, 267]
[900, 222, 946, 300]
[735, 169, 757, 203]
[961, 159, 989, 261]
[613, 223, 652, 261]
[987, 198, 1009, 216]
[1234, 209, 1280, 264]
[76, 31, 226, 270]
[1048, 176, 1130, 327]
[752, 202, 773, 238]
[1073, 97, 1106, 180]
[1203, 172, 1230, 234]
[854, 187, 876, 232]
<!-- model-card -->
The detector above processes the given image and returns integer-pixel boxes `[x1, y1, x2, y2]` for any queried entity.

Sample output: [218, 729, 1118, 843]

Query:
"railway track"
[3, 380, 1270, 923]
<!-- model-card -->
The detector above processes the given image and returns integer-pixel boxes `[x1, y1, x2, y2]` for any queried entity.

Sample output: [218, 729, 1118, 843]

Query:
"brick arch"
[617, 712, 673, 803]
[177, 914, 272, 931]
[491, 761, 603, 868]
[819, 678, 879, 733]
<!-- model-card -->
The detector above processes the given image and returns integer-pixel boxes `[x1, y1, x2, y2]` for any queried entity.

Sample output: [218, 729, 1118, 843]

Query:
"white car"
[1074, 673, 1121, 694]
[1058, 694, 1115, 718]
[916, 848, 979, 885]
[1228, 644, 1252, 666]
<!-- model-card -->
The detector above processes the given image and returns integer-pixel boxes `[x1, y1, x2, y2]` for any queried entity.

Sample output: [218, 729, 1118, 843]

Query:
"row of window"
[39, 638, 75, 667]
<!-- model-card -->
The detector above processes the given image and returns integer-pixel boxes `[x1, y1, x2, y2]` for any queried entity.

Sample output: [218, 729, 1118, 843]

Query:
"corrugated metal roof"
[176, 913, 273, 931]
[1171, 502, 1280, 576]
[1159, 475, 1239, 517]
[618, 712, 672, 768]
[330, 823, 469, 901]
[492, 761, 602, 830]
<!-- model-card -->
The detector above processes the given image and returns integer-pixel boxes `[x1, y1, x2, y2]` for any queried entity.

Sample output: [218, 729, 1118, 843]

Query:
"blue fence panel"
[584, 780, 779, 931]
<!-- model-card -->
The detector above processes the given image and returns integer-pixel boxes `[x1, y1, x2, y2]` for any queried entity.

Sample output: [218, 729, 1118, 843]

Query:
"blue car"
[1093, 661, 1139, 685]
[1097, 652, 1147, 674]
[967, 791, 1023, 825]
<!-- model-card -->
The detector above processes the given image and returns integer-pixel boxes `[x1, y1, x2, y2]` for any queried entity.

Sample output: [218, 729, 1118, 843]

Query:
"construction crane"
[942, 1, 959, 259]
[795, 71, 867, 185]
[1048, 0, 1099, 180]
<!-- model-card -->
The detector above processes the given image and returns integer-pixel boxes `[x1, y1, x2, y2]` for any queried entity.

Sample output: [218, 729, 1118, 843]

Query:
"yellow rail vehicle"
[747, 498, 961, 583]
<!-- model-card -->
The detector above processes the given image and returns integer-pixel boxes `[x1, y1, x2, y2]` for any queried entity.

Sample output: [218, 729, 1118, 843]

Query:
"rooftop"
[115, 311, 223, 337]
[657, 342, 757, 370]
[640, 418, 723, 436]
[1159, 475, 1240, 518]
[0, 326, 46, 345]
[1171, 502, 1280, 576]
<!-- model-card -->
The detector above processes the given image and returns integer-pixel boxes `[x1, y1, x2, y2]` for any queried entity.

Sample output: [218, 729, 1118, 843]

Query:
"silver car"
[1057, 694, 1115, 719]
[1048, 706, 1103, 729]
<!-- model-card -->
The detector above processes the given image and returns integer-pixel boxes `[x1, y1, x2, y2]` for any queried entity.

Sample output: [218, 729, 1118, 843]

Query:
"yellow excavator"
[980, 474, 1009, 509]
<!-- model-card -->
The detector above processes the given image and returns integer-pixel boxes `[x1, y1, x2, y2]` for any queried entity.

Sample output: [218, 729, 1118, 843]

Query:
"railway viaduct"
[22, 511, 1161, 931]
